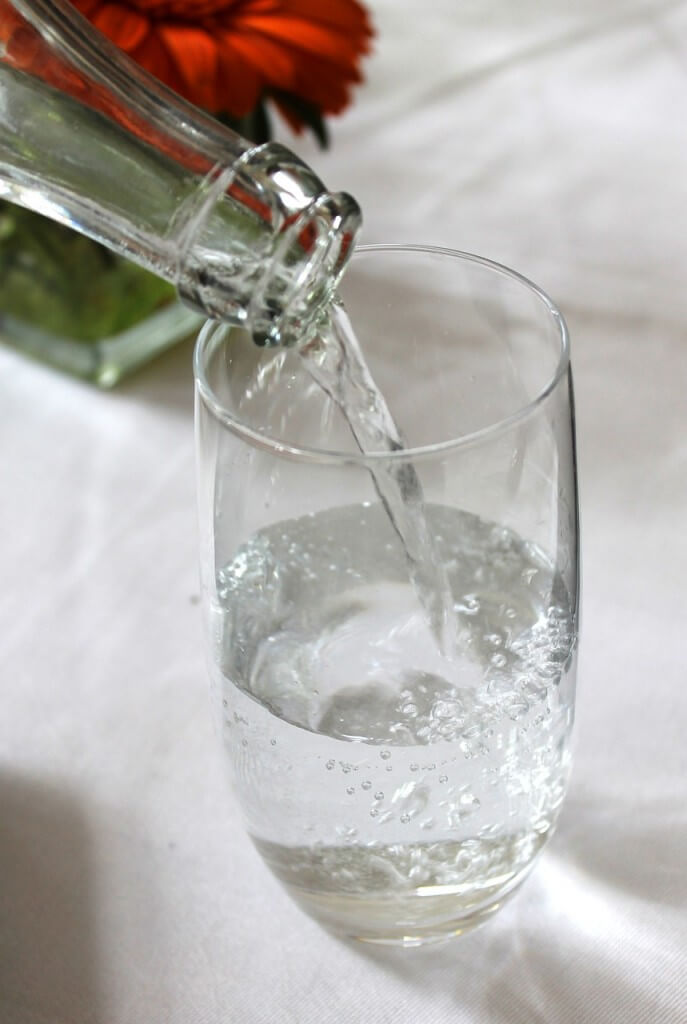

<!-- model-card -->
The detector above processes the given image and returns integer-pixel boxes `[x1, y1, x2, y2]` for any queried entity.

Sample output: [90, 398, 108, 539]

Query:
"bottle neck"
[0, 0, 361, 345]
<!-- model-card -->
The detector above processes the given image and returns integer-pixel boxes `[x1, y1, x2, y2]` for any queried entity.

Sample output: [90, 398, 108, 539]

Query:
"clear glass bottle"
[0, 0, 361, 351]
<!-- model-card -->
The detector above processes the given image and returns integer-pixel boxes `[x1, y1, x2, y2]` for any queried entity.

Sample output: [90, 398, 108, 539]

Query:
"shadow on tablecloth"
[0, 772, 104, 1024]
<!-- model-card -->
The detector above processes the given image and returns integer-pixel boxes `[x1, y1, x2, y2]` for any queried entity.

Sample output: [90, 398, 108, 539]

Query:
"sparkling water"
[212, 503, 576, 941]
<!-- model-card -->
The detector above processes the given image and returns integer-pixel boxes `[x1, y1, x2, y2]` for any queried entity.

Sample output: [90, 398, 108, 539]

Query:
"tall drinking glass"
[194, 245, 579, 946]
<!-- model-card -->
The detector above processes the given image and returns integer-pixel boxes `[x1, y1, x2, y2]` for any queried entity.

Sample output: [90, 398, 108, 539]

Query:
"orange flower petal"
[239, 14, 365, 67]
[223, 28, 296, 89]
[158, 24, 219, 110]
[290, 54, 354, 112]
[89, 3, 150, 52]
[24, 0, 374, 127]
[131, 30, 186, 95]
[274, 0, 373, 38]
[214, 36, 264, 115]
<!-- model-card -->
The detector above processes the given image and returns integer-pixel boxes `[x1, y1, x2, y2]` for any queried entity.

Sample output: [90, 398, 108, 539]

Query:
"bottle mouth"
[174, 141, 362, 346]
[248, 189, 362, 348]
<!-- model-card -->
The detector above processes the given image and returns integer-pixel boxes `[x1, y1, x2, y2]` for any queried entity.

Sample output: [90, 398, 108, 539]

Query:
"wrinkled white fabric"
[1, 1, 686, 1021]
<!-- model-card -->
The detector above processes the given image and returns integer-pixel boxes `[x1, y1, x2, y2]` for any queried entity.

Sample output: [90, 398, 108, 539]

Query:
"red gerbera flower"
[70, 0, 373, 136]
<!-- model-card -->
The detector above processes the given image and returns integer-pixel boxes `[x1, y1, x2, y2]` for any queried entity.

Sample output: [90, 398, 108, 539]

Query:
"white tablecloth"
[2, 2, 686, 1021]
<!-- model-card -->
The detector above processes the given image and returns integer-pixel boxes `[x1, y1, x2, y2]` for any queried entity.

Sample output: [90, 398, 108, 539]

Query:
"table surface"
[2, 2, 687, 1021]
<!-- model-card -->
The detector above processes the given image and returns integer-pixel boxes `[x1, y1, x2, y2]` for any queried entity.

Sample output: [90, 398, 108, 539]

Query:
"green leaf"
[270, 89, 330, 149]
[216, 100, 273, 145]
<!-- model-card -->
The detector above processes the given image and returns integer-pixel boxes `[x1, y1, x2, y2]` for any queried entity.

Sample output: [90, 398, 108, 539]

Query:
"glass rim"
[193, 243, 570, 465]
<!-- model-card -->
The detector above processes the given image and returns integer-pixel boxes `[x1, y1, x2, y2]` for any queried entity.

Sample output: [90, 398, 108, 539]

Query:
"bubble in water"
[432, 701, 455, 720]
[361, 780, 372, 790]
[410, 763, 419, 772]
[380, 750, 391, 760]
[270, 738, 277, 746]
[369, 808, 379, 818]
[374, 791, 384, 801]
[459, 792, 481, 815]
[459, 594, 481, 616]
[346, 786, 355, 795]
[439, 775, 448, 784]
[478, 822, 504, 839]
[436, 721, 456, 740]
[522, 680, 548, 704]
[400, 813, 411, 824]
[507, 699, 529, 721]
[325, 759, 336, 770]
[336, 824, 358, 840]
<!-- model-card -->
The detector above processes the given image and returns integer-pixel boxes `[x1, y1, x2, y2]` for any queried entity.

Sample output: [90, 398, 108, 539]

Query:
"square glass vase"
[0, 299, 203, 388]
[0, 201, 202, 387]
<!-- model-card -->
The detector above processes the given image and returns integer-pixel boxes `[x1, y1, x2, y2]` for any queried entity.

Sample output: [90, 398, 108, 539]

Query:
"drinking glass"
[194, 245, 579, 946]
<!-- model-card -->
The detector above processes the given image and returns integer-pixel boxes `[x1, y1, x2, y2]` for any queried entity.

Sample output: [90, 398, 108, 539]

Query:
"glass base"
[282, 867, 532, 948]
[0, 301, 203, 387]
